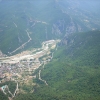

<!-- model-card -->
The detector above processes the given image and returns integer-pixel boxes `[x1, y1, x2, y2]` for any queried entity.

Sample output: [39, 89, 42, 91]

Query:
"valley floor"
[0, 39, 60, 100]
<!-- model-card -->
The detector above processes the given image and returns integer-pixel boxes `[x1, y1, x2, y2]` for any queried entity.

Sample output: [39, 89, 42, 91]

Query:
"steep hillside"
[14, 30, 100, 100]
[0, 0, 100, 54]
[0, 0, 69, 54]
[0, 0, 100, 100]
[62, 30, 100, 66]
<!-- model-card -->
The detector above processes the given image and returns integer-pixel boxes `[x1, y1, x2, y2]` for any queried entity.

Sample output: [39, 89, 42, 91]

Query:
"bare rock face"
[0, 50, 6, 57]
[62, 39, 68, 45]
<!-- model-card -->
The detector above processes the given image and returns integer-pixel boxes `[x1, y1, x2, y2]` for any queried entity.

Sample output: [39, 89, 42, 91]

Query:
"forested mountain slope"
[14, 30, 100, 100]
[0, 0, 100, 100]
[0, 0, 100, 54]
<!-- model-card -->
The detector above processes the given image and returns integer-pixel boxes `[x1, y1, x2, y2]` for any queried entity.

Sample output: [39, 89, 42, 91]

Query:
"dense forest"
[14, 31, 100, 100]
[0, 0, 100, 100]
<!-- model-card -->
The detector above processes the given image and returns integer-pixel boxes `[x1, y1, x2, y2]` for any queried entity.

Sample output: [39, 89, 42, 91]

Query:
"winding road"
[1, 82, 18, 100]
[13, 81, 19, 97]
[39, 69, 48, 86]
[10, 29, 32, 54]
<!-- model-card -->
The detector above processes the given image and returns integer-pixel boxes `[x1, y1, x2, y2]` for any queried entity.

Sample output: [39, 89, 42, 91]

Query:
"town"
[0, 39, 60, 100]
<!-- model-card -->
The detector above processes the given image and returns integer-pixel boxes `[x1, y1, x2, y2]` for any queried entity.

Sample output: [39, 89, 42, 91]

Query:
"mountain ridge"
[0, 0, 100, 100]
[0, 0, 100, 54]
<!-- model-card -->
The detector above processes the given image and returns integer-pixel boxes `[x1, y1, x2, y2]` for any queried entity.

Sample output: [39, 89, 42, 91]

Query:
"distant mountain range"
[0, 0, 100, 54]
[0, 0, 100, 100]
